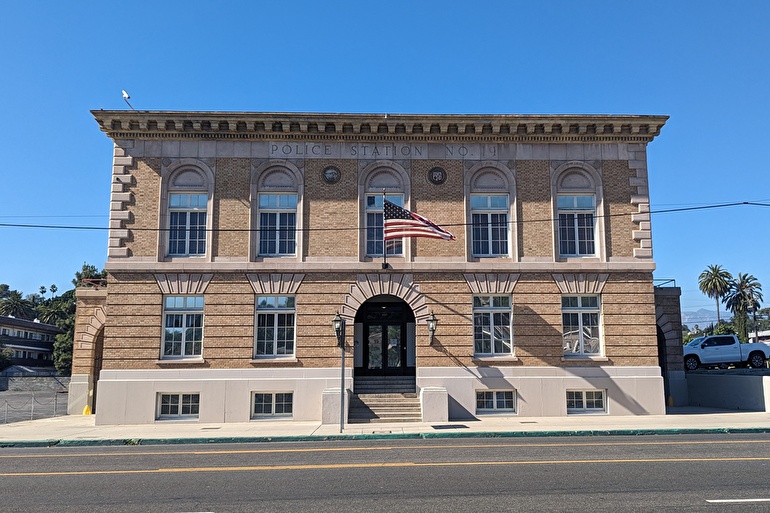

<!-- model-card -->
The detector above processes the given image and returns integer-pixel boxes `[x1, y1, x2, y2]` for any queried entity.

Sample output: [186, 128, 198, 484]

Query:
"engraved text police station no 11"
[269, 143, 498, 159]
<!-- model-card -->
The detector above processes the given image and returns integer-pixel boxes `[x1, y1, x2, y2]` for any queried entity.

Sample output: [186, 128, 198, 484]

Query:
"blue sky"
[1, 1, 768, 321]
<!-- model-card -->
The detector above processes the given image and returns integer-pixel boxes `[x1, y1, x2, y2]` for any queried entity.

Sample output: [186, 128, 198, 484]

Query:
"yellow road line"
[1, 438, 769, 460]
[3, 456, 770, 477]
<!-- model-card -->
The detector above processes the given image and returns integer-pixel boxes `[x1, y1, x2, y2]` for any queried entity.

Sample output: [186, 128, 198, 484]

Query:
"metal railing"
[1, 393, 68, 424]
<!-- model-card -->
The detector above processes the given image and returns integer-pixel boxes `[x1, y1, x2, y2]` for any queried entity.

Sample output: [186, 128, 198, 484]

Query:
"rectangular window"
[255, 296, 296, 357]
[252, 392, 293, 418]
[562, 295, 601, 356]
[476, 390, 516, 414]
[557, 195, 595, 257]
[168, 193, 208, 256]
[566, 390, 606, 414]
[163, 296, 204, 359]
[473, 295, 513, 356]
[471, 195, 509, 257]
[258, 194, 297, 256]
[157, 393, 200, 419]
[366, 194, 403, 257]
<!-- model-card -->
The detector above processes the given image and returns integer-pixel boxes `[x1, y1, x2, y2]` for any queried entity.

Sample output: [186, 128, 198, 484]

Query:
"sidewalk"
[2, 407, 770, 447]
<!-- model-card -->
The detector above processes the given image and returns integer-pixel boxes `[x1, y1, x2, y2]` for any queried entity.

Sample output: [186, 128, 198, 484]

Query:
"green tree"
[0, 291, 35, 320]
[36, 297, 74, 326]
[25, 293, 45, 309]
[0, 345, 12, 370]
[0, 284, 9, 299]
[713, 322, 736, 335]
[698, 265, 732, 324]
[73, 263, 107, 287]
[49, 284, 58, 296]
[724, 273, 763, 342]
[52, 265, 106, 376]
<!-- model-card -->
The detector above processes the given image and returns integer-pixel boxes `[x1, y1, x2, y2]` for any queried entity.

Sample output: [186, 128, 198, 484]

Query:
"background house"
[0, 315, 61, 369]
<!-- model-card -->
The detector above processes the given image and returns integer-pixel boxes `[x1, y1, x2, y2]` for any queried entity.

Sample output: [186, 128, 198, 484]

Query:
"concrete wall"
[686, 372, 770, 411]
[92, 365, 664, 425]
[6, 376, 70, 392]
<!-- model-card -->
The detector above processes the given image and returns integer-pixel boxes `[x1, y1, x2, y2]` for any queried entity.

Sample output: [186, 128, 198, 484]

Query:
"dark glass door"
[358, 301, 413, 376]
[365, 323, 405, 375]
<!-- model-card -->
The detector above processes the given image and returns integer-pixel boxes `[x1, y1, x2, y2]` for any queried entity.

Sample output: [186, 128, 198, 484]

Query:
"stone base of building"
[91, 366, 665, 425]
[67, 374, 93, 415]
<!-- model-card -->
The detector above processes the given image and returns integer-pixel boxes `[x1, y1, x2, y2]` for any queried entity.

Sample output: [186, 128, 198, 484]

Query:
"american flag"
[383, 200, 455, 241]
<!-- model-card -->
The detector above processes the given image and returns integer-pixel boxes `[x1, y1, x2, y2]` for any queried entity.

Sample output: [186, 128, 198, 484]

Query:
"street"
[1, 433, 770, 512]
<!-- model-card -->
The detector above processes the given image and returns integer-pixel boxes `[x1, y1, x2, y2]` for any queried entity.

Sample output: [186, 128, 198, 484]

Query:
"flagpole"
[382, 189, 388, 270]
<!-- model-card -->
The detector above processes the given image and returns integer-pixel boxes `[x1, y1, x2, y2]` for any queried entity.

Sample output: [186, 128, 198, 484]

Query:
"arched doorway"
[656, 324, 669, 402]
[354, 295, 416, 380]
[91, 327, 104, 413]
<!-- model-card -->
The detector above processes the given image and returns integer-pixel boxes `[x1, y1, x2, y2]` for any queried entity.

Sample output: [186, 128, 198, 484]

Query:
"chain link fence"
[0, 391, 69, 424]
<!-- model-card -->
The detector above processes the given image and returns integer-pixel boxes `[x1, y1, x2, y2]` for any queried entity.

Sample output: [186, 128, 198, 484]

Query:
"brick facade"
[73, 111, 669, 424]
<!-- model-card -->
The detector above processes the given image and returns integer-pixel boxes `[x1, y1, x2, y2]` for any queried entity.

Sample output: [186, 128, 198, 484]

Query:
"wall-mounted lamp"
[426, 311, 438, 345]
[332, 312, 345, 347]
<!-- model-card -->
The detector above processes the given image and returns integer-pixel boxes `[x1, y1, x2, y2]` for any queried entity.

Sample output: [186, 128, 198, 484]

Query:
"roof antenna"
[122, 90, 136, 110]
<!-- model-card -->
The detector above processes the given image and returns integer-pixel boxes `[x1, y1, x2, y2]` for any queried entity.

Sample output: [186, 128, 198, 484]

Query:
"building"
[70, 111, 669, 424]
[0, 315, 61, 368]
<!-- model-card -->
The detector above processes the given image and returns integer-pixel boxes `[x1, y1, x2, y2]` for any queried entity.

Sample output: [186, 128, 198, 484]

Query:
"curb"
[4, 426, 770, 448]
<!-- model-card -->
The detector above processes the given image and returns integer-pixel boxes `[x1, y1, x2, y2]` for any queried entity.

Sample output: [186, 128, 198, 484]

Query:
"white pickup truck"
[683, 334, 770, 371]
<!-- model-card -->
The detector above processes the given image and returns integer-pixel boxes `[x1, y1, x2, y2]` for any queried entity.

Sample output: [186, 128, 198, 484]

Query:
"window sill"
[561, 356, 608, 362]
[164, 255, 207, 261]
[472, 356, 518, 363]
[156, 358, 205, 365]
[476, 411, 517, 416]
[566, 410, 608, 415]
[250, 357, 298, 364]
[251, 416, 294, 421]
[155, 417, 200, 422]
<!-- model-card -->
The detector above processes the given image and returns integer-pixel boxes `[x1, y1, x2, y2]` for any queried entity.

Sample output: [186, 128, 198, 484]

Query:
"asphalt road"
[2, 433, 770, 512]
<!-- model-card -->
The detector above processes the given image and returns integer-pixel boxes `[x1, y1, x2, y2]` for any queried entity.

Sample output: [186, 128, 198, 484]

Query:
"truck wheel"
[748, 352, 766, 369]
[684, 355, 700, 371]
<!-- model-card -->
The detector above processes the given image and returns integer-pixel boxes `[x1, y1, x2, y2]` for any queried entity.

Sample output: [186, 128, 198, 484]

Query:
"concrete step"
[348, 392, 422, 424]
[354, 378, 416, 394]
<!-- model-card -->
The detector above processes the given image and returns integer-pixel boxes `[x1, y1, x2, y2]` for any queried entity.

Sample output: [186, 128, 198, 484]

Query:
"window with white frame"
[168, 193, 208, 256]
[566, 390, 606, 413]
[255, 296, 295, 358]
[365, 194, 403, 257]
[258, 193, 297, 256]
[473, 296, 513, 356]
[562, 295, 601, 356]
[471, 195, 509, 256]
[163, 296, 204, 359]
[252, 392, 293, 418]
[157, 393, 200, 419]
[476, 390, 516, 414]
[557, 195, 596, 257]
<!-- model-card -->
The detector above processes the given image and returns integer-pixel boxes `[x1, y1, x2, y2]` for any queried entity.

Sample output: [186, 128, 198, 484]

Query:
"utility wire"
[0, 201, 768, 233]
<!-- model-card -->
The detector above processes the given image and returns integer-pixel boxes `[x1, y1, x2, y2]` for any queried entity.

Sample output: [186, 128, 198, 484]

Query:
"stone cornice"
[92, 110, 668, 144]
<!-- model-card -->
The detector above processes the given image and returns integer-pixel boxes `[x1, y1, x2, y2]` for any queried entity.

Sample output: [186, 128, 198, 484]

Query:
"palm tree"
[724, 273, 763, 342]
[36, 299, 72, 327]
[698, 265, 732, 324]
[0, 291, 36, 320]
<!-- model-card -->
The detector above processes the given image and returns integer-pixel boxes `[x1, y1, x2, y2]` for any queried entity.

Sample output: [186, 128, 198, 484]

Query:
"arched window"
[552, 162, 604, 261]
[159, 160, 214, 261]
[251, 160, 304, 261]
[465, 162, 516, 260]
[359, 161, 411, 261]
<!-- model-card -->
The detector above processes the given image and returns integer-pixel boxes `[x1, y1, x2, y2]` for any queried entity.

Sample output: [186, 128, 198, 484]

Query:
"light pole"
[333, 312, 346, 433]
